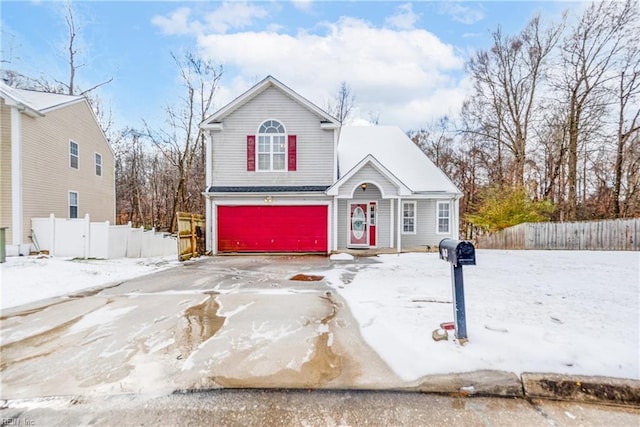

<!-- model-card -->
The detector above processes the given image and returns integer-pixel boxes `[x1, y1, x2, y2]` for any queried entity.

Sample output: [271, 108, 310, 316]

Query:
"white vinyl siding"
[69, 140, 79, 169]
[437, 201, 450, 234]
[17, 101, 115, 243]
[211, 86, 334, 186]
[69, 191, 78, 218]
[402, 201, 416, 234]
[337, 163, 398, 198]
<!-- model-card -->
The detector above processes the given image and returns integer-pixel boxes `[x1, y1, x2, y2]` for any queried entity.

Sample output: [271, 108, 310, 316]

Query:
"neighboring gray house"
[200, 76, 461, 254]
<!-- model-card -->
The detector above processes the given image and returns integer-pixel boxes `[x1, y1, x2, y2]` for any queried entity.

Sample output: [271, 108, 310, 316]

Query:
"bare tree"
[326, 81, 355, 124]
[559, 0, 638, 220]
[144, 52, 223, 231]
[613, 38, 640, 217]
[53, 1, 112, 96]
[465, 14, 563, 188]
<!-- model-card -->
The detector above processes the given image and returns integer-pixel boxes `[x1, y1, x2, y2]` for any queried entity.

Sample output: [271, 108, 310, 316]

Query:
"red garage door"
[217, 206, 328, 252]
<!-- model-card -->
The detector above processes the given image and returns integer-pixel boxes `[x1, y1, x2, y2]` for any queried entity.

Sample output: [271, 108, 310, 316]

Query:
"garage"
[217, 205, 328, 252]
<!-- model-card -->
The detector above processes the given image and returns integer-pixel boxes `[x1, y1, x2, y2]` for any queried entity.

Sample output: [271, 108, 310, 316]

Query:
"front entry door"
[349, 203, 368, 246]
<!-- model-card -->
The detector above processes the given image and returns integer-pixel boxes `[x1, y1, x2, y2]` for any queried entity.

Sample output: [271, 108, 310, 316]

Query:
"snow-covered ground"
[323, 250, 640, 381]
[0, 250, 638, 383]
[0, 255, 180, 309]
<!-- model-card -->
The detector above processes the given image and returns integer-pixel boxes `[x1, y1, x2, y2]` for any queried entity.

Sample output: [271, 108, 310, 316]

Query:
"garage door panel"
[217, 206, 327, 252]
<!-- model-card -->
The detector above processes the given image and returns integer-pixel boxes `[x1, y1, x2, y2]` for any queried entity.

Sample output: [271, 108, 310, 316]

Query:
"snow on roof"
[338, 126, 460, 194]
[0, 82, 84, 113]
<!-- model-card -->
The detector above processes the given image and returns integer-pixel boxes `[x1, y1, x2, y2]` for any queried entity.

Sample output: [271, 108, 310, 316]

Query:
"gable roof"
[337, 126, 461, 195]
[326, 154, 412, 197]
[0, 82, 85, 115]
[200, 75, 340, 128]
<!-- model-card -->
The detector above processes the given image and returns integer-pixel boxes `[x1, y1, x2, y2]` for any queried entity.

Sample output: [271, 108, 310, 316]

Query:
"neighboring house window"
[69, 191, 78, 219]
[402, 201, 416, 234]
[257, 120, 286, 171]
[95, 153, 102, 176]
[69, 141, 79, 169]
[437, 201, 450, 234]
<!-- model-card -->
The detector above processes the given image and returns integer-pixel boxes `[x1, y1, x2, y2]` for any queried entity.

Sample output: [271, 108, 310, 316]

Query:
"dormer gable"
[200, 76, 340, 129]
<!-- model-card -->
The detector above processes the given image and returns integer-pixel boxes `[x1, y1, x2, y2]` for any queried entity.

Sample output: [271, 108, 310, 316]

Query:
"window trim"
[402, 201, 417, 235]
[69, 191, 79, 219]
[95, 152, 102, 176]
[256, 119, 287, 172]
[69, 140, 79, 170]
[436, 200, 451, 235]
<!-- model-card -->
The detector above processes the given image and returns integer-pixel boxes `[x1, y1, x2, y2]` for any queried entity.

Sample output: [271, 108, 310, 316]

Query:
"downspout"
[204, 130, 213, 253]
[11, 107, 23, 245]
[332, 196, 338, 251]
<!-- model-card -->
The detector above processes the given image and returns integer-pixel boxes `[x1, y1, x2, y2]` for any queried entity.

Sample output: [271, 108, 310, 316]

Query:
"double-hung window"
[69, 141, 79, 169]
[402, 202, 416, 234]
[257, 120, 286, 171]
[69, 191, 78, 219]
[437, 201, 450, 234]
[95, 153, 102, 176]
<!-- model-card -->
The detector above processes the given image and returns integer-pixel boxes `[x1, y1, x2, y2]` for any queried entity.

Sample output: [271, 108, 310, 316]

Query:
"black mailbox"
[439, 239, 476, 266]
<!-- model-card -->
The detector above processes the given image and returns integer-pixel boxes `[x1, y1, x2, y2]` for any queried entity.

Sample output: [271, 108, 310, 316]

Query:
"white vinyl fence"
[31, 214, 177, 259]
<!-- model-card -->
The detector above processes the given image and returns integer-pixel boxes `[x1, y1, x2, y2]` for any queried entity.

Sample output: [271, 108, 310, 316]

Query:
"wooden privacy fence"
[476, 218, 640, 251]
[177, 212, 206, 261]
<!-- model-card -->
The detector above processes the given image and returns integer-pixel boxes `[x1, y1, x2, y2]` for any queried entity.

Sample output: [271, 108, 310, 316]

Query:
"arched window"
[257, 120, 286, 171]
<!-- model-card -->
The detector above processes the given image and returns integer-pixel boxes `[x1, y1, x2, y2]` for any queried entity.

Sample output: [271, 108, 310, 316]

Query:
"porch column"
[332, 196, 338, 251]
[396, 197, 402, 253]
[389, 198, 394, 249]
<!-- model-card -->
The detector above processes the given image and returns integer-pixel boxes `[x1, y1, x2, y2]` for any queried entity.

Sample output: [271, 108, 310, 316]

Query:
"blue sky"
[1, 1, 578, 131]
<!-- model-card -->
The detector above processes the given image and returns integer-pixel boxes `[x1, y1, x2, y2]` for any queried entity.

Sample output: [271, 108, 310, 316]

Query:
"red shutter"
[288, 135, 297, 171]
[247, 135, 256, 171]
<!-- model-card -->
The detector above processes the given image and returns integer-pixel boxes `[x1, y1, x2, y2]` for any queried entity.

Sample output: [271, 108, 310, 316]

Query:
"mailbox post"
[439, 239, 476, 342]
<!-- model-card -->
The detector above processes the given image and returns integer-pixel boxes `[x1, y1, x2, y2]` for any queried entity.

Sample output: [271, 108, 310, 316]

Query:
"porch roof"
[337, 126, 461, 195]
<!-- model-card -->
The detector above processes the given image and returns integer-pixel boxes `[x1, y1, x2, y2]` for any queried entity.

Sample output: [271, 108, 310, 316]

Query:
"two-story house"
[200, 76, 461, 254]
[0, 83, 115, 254]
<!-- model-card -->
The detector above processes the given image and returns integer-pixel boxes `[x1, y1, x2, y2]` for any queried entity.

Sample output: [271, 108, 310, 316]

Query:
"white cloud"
[203, 1, 268, 34]
[152, 2, 268, 35]
[439, 1, 485, 25]
[152, 7, 200, 36]
[385, 3, 419, 30]
[198, 16, 467, 129]
[291, 0, 314, 13]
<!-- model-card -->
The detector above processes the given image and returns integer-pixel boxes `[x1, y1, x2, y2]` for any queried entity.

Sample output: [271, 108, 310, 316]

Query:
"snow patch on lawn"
[0, 255, 180, 310]
[327, 250, 640, 381]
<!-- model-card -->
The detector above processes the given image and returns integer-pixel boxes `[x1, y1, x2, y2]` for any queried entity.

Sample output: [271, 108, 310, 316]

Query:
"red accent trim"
[288, 135, 297, 171]
[247, 135, 256, 171]
[369, 201, 376, 246]
[218, 206, 327, 252]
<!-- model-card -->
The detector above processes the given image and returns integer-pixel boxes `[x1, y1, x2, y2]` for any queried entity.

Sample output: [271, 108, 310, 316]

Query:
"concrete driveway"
[0, 256, 398, 399]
